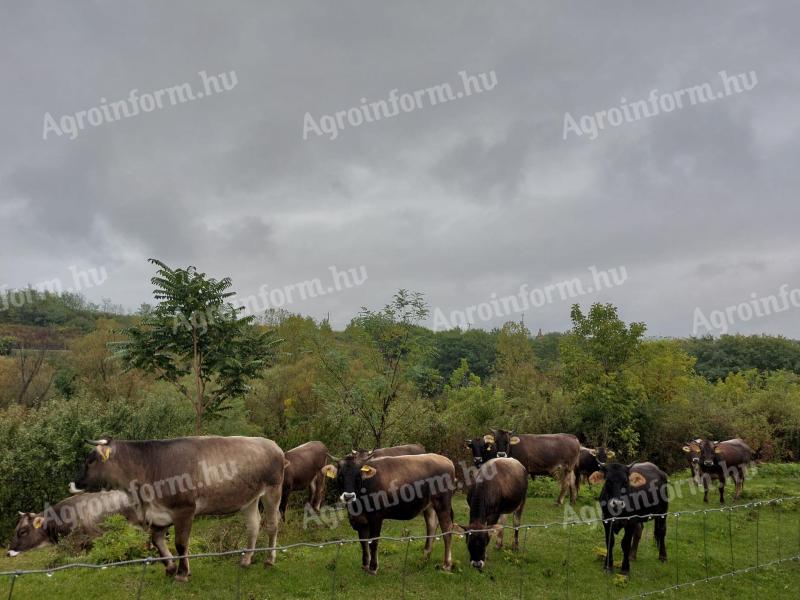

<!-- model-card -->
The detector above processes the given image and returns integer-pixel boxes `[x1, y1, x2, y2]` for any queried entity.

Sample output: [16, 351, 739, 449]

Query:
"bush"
[85, 515, 149, 564]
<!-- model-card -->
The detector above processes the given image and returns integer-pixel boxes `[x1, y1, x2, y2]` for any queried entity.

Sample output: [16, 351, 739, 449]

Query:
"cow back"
[513, 434, 580, 475]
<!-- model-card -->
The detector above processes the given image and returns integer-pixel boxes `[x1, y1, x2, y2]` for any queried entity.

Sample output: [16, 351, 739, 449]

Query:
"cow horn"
[326, 453, 340, 462]
[85, 438, 109, 446]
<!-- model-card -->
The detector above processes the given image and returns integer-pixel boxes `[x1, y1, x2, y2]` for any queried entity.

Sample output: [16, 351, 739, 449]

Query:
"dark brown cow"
[460, 457, 528, 569]
[7, 491, 141, 557]
[485, 429, 580, 505]
[322, 453, 455, 574]
[280, 441, 328, 519]
[70, 436, 285, 582]
[351, 443, 426, 460]
[684, 438, 752, 503]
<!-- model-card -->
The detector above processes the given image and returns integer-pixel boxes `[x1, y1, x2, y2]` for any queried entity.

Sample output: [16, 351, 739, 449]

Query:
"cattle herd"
[5, 430, 754, 584]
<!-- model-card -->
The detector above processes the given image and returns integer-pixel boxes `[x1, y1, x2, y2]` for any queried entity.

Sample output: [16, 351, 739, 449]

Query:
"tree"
[560, 303, 646, 455]
[313, 290, 431, 448]
[118, 259, 280, 434]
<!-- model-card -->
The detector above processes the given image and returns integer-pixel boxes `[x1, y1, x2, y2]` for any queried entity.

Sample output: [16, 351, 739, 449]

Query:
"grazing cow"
[459, 457, 528, 569]
[322, 453, 455, 574]
[684, 438, 752, 503]
[575, 447, 616, 494]
[589, 462, 668, 575]
[484, 429, 580, 505]
[7, 491, 140, 557]
[280, 441, 328, 519]
[464, 437, 494, 468]
[70, 436, 285, 582]
[351, 443, 426, 460]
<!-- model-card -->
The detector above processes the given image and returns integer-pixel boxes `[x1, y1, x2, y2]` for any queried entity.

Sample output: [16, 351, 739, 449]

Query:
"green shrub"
[85, 515, 149, 564]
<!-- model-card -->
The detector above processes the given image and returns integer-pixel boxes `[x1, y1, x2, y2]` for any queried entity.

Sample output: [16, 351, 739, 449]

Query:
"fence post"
[135, 559, 148, 600]
[702, 509, 709, 581]
[564, 522, 573, 600]
[235, 552, 245, 600]
[400, 538, 411, 600]
[6, 574, 16, 600]
[517, 526, 530, 600]
[330, 542, 343, 600]
[674, 513, 679, 587]
[727, 507, 735, 572]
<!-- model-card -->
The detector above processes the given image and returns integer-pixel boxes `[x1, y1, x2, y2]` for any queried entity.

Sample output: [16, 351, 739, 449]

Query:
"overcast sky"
[2, 1, 798, 337]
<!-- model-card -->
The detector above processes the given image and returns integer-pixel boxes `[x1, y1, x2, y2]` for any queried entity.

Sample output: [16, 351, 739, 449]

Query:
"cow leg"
[172, 509, 195, 582]
[240, 497, 261, 567]
[150, 525, 176, 576]
[261, 484, 282, 566]
[732, 467, 743, 501]
[422, 506, 437, 558]
[718, 476, 725, 504]
[312, 470, 326, 512]
[619, 525, 633, 575]
[702, 473, 709, 503]
[629, 522, 643, 561]
[654, 516, 667, 562]
[433, 496, 454, 572]
[367, 520, 382, 575]
[512, 500, 525, 551]
[495, 513, 508, 549]
[573, 469, 581, 495]
[357, 525, 371, 571]
[279, 485, 289, 521]
[603, 521, 615, 572]
[567, 468, 577, 505]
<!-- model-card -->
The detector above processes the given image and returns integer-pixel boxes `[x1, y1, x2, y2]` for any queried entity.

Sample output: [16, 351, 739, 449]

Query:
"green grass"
[2, 466, 800, 599]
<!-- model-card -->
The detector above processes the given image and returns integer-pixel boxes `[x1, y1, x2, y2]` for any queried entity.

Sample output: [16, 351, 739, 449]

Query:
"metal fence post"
[6, 575, 16, 600]
[330, 542, 343, 600]
[400, 538, 411, 600]
[135, 559, 148, 600]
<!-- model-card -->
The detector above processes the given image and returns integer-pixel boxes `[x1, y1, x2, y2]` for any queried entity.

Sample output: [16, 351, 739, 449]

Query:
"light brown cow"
[70, 436, 285, 582]
[280, 441, 328, 519]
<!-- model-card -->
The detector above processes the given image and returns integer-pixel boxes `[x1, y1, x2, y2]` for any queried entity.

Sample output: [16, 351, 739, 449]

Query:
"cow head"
[464, 438, 494, 467]
[457, 522, 502, 569]
[321, 455, 377, 504]
[70, 439, 117, 494]
[698, 439, 721, 467]
[487, 429, 520, 458]
[682, 439, 702, 465]
[7, 512, 50, 556]
[588, 447, 614, 466]
[590, 463, 647, 516]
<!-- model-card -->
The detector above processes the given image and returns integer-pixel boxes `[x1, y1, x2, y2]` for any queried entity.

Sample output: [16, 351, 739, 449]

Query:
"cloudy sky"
[2, 1, 798, 336]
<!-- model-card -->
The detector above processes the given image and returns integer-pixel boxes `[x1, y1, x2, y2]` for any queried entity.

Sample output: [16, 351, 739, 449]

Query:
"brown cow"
[322, 453, 455, 574]
[459, 457, 528, 569]
[684, 438, 752, 503]
[351, 443, 426, 460]
[280, 441, 328, 519]
[70, 436, 285, 582]
[574, 447, 616, 494]
[7, 491, 142, 557]
[485, 429, 580, 505]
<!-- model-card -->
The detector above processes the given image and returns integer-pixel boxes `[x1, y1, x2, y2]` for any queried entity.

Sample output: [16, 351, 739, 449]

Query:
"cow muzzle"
[7, 550, 19, 558]
[609, 498, 625, 512]
[703, 460, 714, 467]
[692, 458, 700, 463]
[470, 559, 485, 569]
[496, 452, 507, 458]
[340, 492, 357, 503]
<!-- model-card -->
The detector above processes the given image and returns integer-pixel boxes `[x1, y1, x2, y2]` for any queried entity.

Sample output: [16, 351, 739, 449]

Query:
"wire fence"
[3, 496, 799, 599]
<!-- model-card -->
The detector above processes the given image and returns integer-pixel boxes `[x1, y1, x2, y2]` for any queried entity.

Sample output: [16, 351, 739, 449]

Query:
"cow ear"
[690, 443, 701, 453]
[489, 524, 503, 537]
[589, 448, 597, 456]
[321, 464, 337, 479]
[483, 434, 495, 444]
[606, 450, 616, 460]
[360, 465, 377, 479]
[714, 445, 723, 454]
[452, 523, 467, 533]
[464, 440, 472, 449]
[682, 446, 691, 453]
[510, 436, 521, 445]
[97, 446, 111, 462]
[32, 516, 45, 529]
[588, 471, 605, 485]
[628, 472, 647, 488]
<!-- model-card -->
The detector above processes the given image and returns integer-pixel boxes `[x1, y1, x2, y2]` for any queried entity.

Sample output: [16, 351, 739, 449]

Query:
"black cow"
[589, 462, 668, 575]
[684, 438, 752, 503]
[575, 447, 615, 494]
[459, 457, 528, 569]
[464, 437, 495, 468]
[322, 453, 455, 574]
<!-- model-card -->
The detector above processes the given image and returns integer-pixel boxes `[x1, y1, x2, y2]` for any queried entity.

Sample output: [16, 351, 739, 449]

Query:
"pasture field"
[2, 465, 799, 600]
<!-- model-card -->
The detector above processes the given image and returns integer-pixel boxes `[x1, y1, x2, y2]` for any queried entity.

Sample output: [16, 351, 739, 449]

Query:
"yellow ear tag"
[360, 465, 372, 473]
[99, 446, 111, 462]
[33, 517, 44, 529]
